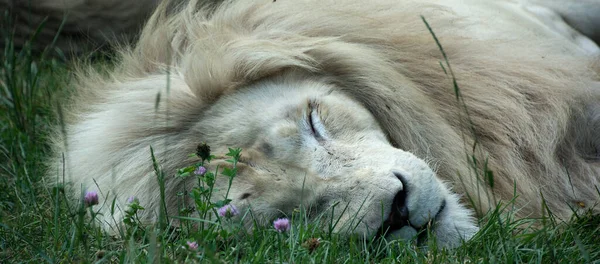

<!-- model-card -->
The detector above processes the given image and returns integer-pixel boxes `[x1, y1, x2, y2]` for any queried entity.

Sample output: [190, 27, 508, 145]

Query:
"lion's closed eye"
[306, 101, 328, 140]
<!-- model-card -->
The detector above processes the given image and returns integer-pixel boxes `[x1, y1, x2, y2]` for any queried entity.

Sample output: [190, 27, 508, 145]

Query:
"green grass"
[1, 23, 600, 264]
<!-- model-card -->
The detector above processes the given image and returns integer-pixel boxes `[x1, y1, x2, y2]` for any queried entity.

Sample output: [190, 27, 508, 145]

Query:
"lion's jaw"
[194, 75, 478, 247]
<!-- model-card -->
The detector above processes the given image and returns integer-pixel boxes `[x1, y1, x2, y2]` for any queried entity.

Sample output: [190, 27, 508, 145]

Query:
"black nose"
[389, 172, 410, 226]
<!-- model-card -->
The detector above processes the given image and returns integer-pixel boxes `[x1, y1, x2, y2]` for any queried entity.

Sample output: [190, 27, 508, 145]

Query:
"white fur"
[50, 0, 600, 248]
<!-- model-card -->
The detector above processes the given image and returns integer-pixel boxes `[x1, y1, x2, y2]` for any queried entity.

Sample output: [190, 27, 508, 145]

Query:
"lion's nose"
[389, 172, 410, 226]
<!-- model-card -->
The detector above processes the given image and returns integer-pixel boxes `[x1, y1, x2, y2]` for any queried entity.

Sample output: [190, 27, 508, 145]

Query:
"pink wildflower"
[84, 191, 99, 207]
[273, 218, 290, 232]
[186, 241, 198, 250]
[194, 166, 207, 176]
[217, 204, 239, 218]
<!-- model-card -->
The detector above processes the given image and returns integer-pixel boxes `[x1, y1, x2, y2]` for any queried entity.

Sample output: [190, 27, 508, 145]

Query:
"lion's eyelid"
[307, 101, 328, 140]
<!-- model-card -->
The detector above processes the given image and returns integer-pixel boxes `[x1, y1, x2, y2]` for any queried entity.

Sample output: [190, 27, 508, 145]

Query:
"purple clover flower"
[84, 191, 99, 207]
[194, 166, 207, 176]
[127, 196, 136, 203]
[217, 204, 239, 218]
[186, 241, 198, 250]
[273, 218, 290, 232]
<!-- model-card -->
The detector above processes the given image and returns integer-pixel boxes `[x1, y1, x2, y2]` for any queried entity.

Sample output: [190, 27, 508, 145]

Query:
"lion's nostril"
[397, 202, 409, 220]
[375, 174, 411, 239]
[392, 188, 409, 221]
[391, 171, 410, 223]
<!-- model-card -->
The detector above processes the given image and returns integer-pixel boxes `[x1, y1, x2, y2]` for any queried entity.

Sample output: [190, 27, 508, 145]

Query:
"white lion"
[49, 0, 600, 248]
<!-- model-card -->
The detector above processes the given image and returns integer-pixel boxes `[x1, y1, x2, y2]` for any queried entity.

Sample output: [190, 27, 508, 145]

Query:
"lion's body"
[50, 0, 600, 247]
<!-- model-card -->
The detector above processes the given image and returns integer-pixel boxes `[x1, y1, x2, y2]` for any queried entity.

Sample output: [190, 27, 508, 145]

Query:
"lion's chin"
[385, 226, 419, 242]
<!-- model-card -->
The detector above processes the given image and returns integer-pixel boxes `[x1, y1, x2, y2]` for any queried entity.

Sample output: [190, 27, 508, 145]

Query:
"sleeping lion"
[50, 0, 600, 248]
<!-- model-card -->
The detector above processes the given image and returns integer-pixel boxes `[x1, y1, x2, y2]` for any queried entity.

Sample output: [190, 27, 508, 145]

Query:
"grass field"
[1, 24, 600, 263]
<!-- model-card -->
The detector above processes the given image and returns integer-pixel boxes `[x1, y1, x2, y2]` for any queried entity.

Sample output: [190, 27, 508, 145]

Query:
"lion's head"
[197, 75, 477, 246]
